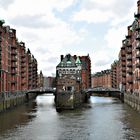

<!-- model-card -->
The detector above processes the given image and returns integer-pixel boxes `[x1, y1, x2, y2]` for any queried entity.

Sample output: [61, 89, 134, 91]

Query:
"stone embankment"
[124, 92, 140, 112]
[0, 91, 36, 112]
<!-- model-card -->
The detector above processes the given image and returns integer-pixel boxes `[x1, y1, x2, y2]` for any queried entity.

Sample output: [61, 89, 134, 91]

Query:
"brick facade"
[114, 0, 140, 93]
[0, 21, 38, 93]
[56, 54, 91, 92]
[92, 69, 111, 88]
[111, 60, 120, 89]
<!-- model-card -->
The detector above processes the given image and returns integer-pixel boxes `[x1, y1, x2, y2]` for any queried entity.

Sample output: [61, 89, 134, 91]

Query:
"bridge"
[25, 87, 123, 104]
[27, 88, 56, 95]
[26, 87, 122, 98]
[85, 87, 120, 93]
[84, 87, 123, 99]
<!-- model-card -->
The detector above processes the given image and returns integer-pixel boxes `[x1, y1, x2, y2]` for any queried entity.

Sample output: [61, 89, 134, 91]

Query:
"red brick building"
[56, 54, 91, 92]
[92, 69, 112, 88]
[80, 55, 91, 89]
[114, 0, 140, 93]
[38, 70, 44, 88]
[0, 20, 38, 93]
[111, 60, 120, 89]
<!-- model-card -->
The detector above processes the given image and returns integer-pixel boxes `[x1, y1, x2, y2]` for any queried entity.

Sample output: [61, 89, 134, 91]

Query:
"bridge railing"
[84, 87, 121, 93]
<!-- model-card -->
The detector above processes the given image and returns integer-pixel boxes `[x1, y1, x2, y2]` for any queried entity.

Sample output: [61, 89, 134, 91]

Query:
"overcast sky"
[0, 0, 137, 76]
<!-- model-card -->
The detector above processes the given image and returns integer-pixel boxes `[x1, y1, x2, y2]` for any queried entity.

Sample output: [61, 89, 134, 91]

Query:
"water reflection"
[0, 95, 140, 140]
[0, 101, 37, 136]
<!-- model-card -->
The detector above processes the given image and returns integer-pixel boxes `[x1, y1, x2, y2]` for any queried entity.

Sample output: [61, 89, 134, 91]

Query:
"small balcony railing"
[11, 69, 16, 74]
[127, 69, 133, 75]
[126, 40, 132, 47]
[122, 73, 126, 77]
[11, 56, 17, 62]
[11, 51, 17, 55]
[127, 79, 133, 84]
[136, 43, 140, 49]
[127, 63, 132, 67]
[136, 63, 140, 68]
[126, 55, 132, 60]
[127, 48, 132, 54]
[121, 57, 126, 62]
[0, 36, 2, 42]
[121, 51, 125, 56]
[11, 63, 17, 68]
[136, 34, 140, 40]
[11, 45, 17, 49]
[136, 53, 140, 58]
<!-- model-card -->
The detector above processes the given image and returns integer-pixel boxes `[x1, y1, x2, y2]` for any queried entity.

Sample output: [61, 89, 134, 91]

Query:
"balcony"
[11, 51, 17, 55]
[127, 63, 132, 67]
[21, 74, 26, 78]
[122, 67, 126, 72]
[127, 48, 132, 54]
[136, 77, 140, 81]
[121, 50, 125, 56]
[136, 53, 140, 58]
[128, 79, 133, 84]
[127, 69, 133, 75]
[21, 54, 26, 58]
[126, 55, 132, 60]
[11, 45, 17, 49]
[0, 36, 2, 42]
[136, 43, 140, 49]
[11, 63, 17, 68]
[21, 69, 26, 73]
[126, 40, 132, 47]
[121, 62, 126, 67]
[21, 64, 26, 68]
[122, 63, 126, 67]
[11, 80, 17, 84]
[136, 63, 140, 68]
[122, 73, 126, 77]
[136, 34, 140, 40]
[122, 81, 126, 85]
[121, 57, 126, 62]
[29, 61, 32, 64]
[11, 57, 17, 62]
[11, 70, 16, 74]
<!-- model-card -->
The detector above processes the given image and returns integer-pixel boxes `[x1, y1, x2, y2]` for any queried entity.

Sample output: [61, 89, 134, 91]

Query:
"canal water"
[0, 94, 140, 140]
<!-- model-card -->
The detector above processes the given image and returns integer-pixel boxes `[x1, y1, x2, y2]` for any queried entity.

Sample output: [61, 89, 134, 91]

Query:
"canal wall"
[56, 91, 88, 110]
[124, 92, 140, 112]
[0, 92, 37, 113]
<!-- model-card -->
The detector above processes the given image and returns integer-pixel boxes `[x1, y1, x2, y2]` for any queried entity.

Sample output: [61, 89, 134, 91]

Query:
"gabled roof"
[57, 54, 77, 67]
[75, 56, 81, 64]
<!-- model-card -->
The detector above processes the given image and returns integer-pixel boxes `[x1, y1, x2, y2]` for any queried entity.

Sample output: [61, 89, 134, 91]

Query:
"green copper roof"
[67, 60, 71, 64]
[76, 56, 81, 64]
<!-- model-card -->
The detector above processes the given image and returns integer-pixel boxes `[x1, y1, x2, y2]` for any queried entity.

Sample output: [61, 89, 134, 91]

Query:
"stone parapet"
[124, 92, 140, 111]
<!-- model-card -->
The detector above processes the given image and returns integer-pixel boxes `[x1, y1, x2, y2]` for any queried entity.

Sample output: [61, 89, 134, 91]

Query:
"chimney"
[60, 55, 64, 61]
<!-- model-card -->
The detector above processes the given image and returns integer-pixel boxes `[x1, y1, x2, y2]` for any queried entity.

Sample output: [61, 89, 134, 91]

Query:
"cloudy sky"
[0, 0, 138, 76]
